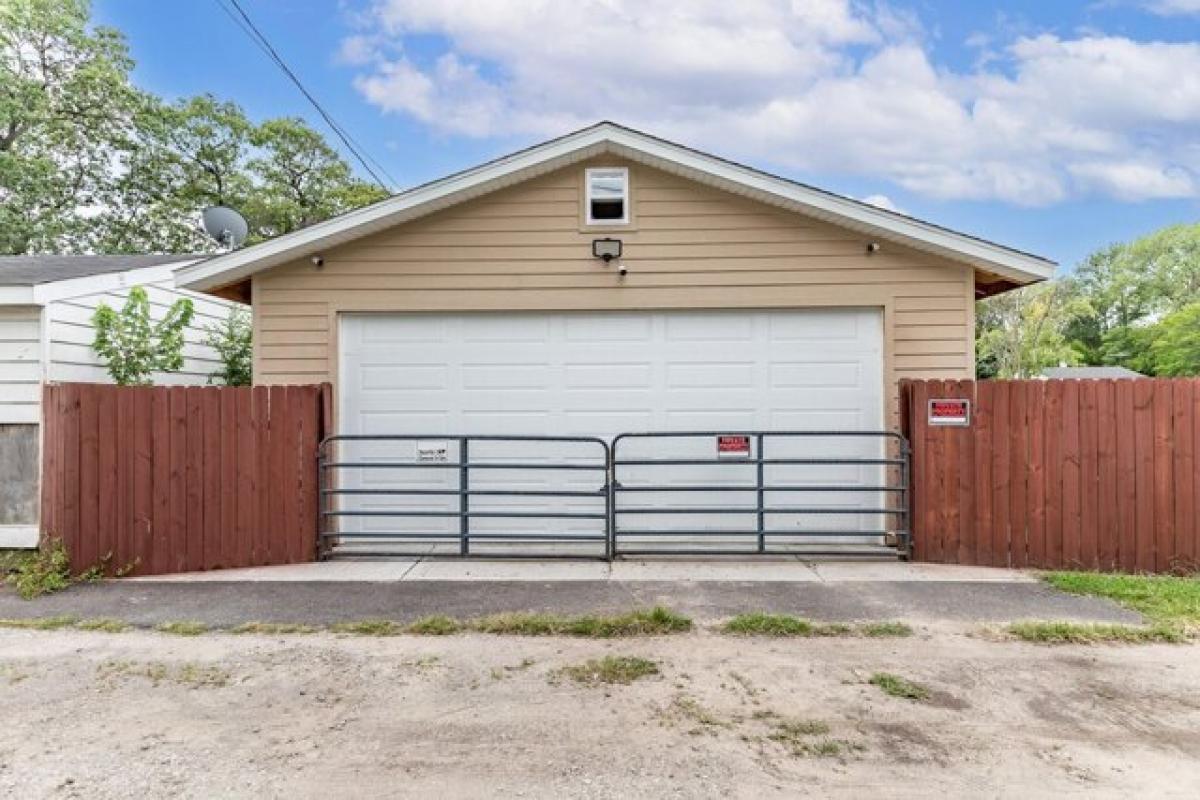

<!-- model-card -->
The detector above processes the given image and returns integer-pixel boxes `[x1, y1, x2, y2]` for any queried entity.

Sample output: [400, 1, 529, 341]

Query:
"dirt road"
[1, 625, 1197, 798]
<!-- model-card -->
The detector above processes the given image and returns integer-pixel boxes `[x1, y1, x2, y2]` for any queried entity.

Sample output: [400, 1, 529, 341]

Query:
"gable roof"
[0, 254, 202, 286]
[175, 122, 1056, 293]
[1041, 366, 1145, 379]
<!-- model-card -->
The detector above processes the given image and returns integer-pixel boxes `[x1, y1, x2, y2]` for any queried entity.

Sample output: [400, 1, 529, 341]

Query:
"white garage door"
[340, 309, 882, 437]
[334, 309, 885, 555]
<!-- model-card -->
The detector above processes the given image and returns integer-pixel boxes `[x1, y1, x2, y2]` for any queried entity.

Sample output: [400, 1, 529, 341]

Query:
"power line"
[213, 0, 397, 192]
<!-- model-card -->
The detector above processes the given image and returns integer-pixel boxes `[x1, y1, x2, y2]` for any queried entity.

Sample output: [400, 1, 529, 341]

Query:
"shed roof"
[0, 255, 202, 286]
[1041, 366, 1146, 379]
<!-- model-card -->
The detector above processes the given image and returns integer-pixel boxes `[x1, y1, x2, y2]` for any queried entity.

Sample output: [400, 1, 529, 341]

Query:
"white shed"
[0, 255, 245, 547]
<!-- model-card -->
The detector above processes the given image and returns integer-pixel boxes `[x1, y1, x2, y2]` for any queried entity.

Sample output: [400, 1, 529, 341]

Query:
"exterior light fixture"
[592, 237, 622, 263]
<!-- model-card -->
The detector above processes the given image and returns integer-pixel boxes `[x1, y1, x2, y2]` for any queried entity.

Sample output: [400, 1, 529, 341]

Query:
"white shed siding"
[45, 281, 232, 385]
[0, 306, 42, 424]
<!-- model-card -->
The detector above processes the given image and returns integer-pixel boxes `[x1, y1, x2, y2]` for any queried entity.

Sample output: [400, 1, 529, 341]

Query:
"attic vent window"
[586, 167, 629, 225]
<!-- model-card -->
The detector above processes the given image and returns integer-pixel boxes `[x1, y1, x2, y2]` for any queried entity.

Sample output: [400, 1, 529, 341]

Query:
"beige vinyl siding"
[0, 307, 42, 424]
[254, 157, 975, 423]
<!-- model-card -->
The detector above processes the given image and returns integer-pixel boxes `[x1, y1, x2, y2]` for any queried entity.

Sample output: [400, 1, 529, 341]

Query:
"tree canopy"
[0, 0, 388, 256]
[977, 222, 1200, 378]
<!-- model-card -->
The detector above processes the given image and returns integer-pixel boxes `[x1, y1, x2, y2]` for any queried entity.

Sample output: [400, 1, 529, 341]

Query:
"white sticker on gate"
[416, 440, 449, 462]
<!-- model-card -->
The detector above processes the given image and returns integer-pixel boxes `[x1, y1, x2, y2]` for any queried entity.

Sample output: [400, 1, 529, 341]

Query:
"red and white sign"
[928, 399, 971, 427]
[716, 434, 752, 458]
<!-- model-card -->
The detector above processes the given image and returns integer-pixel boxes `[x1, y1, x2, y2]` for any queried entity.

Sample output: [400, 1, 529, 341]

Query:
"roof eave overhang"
[175, 124, 1055, 293]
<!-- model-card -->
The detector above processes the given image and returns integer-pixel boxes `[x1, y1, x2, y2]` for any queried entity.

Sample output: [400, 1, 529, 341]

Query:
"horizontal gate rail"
[611, 431, 910, 558]
[320, 434, 611, 559]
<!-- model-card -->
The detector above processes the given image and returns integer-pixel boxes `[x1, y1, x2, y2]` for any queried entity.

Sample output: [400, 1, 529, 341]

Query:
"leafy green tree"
[976, 282, 1089, 378]
[91, 287, 195, 385]
[2, 1, 390, 256]
[1065, 223, 1200, 370]
[1145, 303, 1200, 377]
[245, 117, 386, 240]
[205, 307, 253, 386]
[0, 0, 140, 253]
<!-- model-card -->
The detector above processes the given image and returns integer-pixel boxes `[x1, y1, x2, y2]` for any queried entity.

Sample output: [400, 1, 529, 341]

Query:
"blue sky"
[93, 1, 1200, 272]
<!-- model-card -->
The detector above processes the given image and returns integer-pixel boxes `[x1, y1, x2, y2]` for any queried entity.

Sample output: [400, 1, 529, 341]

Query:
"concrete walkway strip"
[126, 560, 1037, 584]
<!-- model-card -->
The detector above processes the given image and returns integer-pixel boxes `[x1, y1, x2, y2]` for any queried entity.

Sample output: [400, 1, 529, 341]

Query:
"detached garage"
[176, 122, 1054, 558]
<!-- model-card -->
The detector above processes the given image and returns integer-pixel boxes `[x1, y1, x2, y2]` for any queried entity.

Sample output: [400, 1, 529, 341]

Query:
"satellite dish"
[202, 206, 249, 250]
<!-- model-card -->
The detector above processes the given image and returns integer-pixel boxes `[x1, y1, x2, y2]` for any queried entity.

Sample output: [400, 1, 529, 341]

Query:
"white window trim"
[584, 166, 630, 226]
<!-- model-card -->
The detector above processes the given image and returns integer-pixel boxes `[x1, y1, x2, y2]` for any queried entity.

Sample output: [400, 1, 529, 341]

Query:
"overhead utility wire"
[214, 0, 397, 191]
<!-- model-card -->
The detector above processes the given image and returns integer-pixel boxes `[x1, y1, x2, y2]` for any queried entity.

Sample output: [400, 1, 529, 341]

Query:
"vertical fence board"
[1172, 381, 1195, 573]
[1026, 382, 1047, 568]
[991, 382, 1012, 567]
[1042, 383, 1064, 568]
[972, 381, 994, 566]
[1151, 381, 1175, 573]
[76, 386, 100, 571]
[1060, 381, 1082, 569]
[1008, 382, 1030, 568]
[1132, 381, 1156, 572]
[1077, 382, 1099, 570]
[254, 386, 272, 567]
[219, 390, 238, 569]
[955, 381, 976, 565]
[1115, 381, 1138, 572]
[132, 387, 153, 575]
[150, 389, 171, 575]
[98, 387, 117, 569]
[200, 389, 222, 570]
[1095, 382, 1119, 571]
[184, 388, 204, 572]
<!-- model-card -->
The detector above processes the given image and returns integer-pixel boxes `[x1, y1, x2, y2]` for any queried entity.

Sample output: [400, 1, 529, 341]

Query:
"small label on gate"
[928, 399, 970, 427]
[716, 434, 752, 459]
[416, 440, 449, 462]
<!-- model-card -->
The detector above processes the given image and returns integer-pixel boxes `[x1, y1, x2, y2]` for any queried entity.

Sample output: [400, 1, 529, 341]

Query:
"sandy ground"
[0, 626, 1197, 799]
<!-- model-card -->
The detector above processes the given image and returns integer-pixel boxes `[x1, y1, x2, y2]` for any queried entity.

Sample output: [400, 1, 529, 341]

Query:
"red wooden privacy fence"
[900, 379, 1200, 574]
[41, 383, 332, 577]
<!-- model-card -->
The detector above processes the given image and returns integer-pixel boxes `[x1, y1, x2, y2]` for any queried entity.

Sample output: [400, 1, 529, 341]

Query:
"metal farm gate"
[319, 431, 910, 560]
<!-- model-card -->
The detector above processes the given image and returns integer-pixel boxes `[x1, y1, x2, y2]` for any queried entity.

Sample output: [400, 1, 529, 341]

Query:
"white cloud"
[859, 194, 906, 214]
[343, 1, 1200, 204]
[1144, 0, 1200, 15]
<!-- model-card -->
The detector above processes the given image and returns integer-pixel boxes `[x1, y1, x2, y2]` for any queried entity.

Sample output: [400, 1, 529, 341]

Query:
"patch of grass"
[76, 618, 130, 633]
[869, 672, 931, 701]
[1006, 620, 1187, 644]
[405, 615, 464, 635]
[154, 621, 208, 637]
[766, 718, 858, 758]
[774, 719, 831, 737]
[861, 621, 914, 638]
[664, 694, 730, 734]
[329, 619, 402, 636]
[1043, 572, 1200, 628]
[722, 613, 855, 637]
[560, 655, 659, 686]
[99, 660, 230, 688]
[229, 622, 318, 635]
[473, 606, 692, 637]
[0, 615, 78, 630]
[724, 613, 816, 636]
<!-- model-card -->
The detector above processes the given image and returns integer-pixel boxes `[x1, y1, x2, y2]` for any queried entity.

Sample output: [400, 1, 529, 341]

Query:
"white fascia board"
[0, 287, 37, 305]
[176, 123, 1055, 291]
[31, 260, 200, 305]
